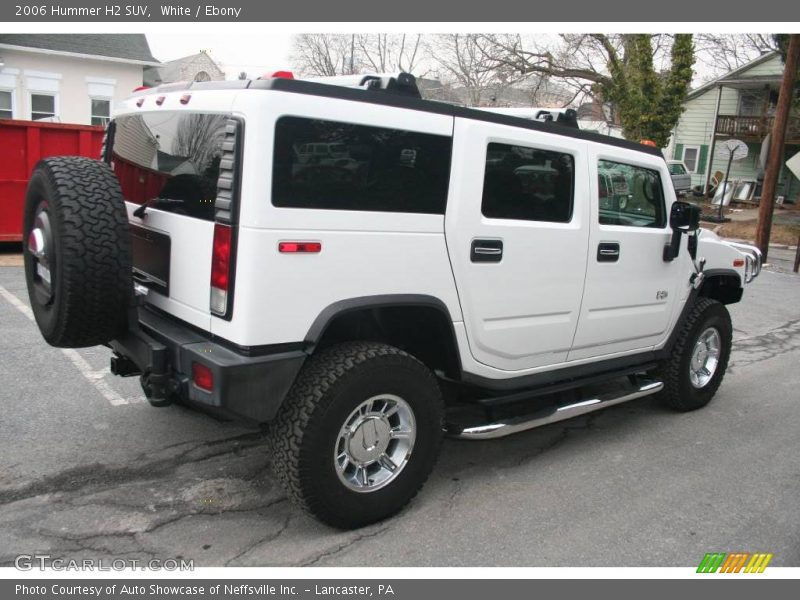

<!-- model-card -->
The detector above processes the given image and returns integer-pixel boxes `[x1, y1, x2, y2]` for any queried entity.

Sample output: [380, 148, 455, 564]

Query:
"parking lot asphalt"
[0, 261, 798, 568]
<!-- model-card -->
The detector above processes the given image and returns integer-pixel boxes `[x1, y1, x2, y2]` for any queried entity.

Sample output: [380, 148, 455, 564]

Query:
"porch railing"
[716, 114, 800, 140]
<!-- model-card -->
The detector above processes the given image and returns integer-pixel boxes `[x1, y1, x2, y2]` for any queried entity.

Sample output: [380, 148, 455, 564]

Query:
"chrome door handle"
[471, 239, 503, 263]
[597, 242, 620, 262]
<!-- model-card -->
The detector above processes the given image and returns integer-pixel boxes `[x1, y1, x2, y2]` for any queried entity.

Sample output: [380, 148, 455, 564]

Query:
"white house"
[0, 34, 159, 125]
[667, 51, 799, 203]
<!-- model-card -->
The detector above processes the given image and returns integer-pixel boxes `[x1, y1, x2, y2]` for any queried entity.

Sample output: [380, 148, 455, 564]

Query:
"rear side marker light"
[279, 241, 321, 253]
[192, 362, 214, 392]
[733, 258, 745, 268]
[155, 96, 165, 106]
[210, 223, 232, 315]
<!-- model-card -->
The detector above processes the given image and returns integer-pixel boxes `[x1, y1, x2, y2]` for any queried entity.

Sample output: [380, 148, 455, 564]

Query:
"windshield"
[110, 111, 231, 221]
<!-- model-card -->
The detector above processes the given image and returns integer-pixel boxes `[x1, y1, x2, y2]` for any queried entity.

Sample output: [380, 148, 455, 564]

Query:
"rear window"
[272, 116, 452, 214]
[110, 112, 232, 221]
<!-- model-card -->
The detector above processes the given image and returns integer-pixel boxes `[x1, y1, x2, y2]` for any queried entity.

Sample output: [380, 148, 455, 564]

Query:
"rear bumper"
[109, 306, 306, 422]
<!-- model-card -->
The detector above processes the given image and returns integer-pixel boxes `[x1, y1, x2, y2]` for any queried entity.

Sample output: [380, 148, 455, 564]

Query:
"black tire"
[23, 157, 132, 348]
[658, 297, 732, 412]
[268, 341, 444, 529]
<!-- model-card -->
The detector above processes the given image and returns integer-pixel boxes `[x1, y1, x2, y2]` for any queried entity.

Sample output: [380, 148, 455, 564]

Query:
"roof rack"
[306, 72, 421, 99]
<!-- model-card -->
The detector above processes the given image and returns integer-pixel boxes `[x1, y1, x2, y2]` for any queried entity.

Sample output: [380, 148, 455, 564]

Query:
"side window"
[481, 142, 574, 223]
[272, 116, 452, 215]
[597, 159, 666, 228]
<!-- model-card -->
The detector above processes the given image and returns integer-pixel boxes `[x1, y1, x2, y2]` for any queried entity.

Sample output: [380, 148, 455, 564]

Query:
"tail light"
[210, 223, 232, 315]
[192, 362, 214, 392]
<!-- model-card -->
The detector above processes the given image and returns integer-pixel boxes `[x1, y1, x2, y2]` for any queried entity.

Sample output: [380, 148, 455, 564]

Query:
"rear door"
[569, 147, 680, 361]
[445, 118, 590, 371]
[111, 107, 236, 331]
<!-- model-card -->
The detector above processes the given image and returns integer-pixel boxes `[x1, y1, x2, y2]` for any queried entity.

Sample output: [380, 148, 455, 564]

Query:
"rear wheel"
[23, 157, 132, 348]
[268, 341, 444, 529]
[659, 297, 732, 412]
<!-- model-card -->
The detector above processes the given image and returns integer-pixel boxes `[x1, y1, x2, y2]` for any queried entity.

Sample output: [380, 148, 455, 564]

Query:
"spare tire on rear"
[23, 156, 132, 348]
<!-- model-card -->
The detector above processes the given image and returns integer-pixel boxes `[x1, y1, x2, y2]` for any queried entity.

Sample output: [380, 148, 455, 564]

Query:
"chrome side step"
[451, 378, 663, 440]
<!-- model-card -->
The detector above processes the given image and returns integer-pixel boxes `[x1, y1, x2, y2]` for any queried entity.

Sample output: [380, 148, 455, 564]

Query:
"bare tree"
[472, 34, 695, 146]
[291, 33, 426, 77]
[428, 34, 506, 106]
[291, 34, 357, 76]
[355, 34, 426, 74]
[694, 34, 778, 80]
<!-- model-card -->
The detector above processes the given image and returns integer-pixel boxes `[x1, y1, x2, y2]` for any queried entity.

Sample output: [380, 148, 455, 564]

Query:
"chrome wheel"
[689, 327, 721, 389]
[334, 394, 416, 493]
[27, 203, 55, 305]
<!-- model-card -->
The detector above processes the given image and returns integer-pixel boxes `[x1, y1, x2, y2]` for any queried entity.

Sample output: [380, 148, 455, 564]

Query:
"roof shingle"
[0, 34, 159, 64]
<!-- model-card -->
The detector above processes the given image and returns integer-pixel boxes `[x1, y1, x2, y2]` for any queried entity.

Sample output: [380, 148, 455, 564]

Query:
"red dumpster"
[0, 120, 104, 242]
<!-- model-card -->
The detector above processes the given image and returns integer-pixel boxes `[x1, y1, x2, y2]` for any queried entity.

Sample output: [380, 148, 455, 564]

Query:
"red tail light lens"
[192, 362, 214, 392]
[210, 223, 232, 315]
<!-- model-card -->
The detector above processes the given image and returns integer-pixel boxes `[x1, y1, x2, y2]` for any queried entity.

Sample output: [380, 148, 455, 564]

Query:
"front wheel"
[659, 297, 732, 412]
[268, 342, 444, 529]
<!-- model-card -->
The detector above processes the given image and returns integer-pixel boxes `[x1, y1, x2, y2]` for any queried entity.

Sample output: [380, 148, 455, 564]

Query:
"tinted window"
[668, 162, 687, 175]
[272, 116, 452, 214]
[481, 143, 574, 223]
[598, 160, 666, 228]
[111, 112, 231, 221]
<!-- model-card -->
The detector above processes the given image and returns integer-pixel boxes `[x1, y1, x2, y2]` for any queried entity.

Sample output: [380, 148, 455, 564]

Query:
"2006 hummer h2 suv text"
[22, 73, 762, 529]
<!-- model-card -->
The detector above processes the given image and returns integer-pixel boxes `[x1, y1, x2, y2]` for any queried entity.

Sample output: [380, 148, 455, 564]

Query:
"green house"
[666, 51, 799, 203]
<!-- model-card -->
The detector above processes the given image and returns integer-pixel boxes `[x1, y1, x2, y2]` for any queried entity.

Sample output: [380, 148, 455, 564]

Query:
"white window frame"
[0, 88, 15, 119]
[89, 96, 112, 126]
[0, 68, 19, 120]
[29, 91, 58, 121]
[682, 145, 701, 174]
[86, 76, 116, 127]
[25, 70, 61, 121]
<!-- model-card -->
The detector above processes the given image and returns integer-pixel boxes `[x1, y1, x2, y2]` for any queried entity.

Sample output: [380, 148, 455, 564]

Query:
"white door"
[445, 118, 590, 372]
[569, 147, 681, 361]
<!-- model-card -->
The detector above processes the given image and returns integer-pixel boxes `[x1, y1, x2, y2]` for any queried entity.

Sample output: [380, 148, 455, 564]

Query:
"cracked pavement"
[0, 263, 798, 567]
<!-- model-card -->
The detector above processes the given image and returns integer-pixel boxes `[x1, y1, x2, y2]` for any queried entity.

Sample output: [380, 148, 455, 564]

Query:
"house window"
[0, 91, 12, 119]
[682, 146, 700, 173]
[90, 98, 111, 126]
[739, 90, 765, 117]
[30, 93, 56, 120]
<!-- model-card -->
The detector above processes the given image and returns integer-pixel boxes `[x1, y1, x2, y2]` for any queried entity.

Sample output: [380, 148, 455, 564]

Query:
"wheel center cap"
[348, 417, 391, 464]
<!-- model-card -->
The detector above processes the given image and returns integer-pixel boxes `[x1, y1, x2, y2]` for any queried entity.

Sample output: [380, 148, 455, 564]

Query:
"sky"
[146, 33, 293, 79]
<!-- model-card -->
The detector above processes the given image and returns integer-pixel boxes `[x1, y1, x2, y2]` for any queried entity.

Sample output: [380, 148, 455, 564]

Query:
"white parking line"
[0, 285, 144, 406]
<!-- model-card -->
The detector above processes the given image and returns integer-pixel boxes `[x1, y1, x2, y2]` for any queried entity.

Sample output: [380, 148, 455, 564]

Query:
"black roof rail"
[358, 73, 421, 98]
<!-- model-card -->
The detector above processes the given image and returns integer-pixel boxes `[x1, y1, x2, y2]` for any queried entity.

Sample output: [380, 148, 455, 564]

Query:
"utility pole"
[756, 34, 800, 261]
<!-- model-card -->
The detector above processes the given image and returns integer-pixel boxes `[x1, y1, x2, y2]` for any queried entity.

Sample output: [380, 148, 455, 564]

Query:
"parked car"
[667, 160, 692, 195]
[22, 73, 762, 530]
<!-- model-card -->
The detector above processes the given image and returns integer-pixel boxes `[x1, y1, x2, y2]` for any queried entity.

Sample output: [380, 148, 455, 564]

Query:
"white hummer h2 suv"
[22, 73, 762, 529]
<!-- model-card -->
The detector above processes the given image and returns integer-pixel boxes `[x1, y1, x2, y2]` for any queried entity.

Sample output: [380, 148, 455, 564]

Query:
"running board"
[450, 379, 663, 440]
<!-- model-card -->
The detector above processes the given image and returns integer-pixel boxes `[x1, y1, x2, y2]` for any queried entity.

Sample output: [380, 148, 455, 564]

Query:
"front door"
[569, 147, 681, 361]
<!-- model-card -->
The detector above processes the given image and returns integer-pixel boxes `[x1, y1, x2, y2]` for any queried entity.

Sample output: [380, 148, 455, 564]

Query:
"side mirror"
[664, 201, 701, 262]
[669, 201, 701, 232]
